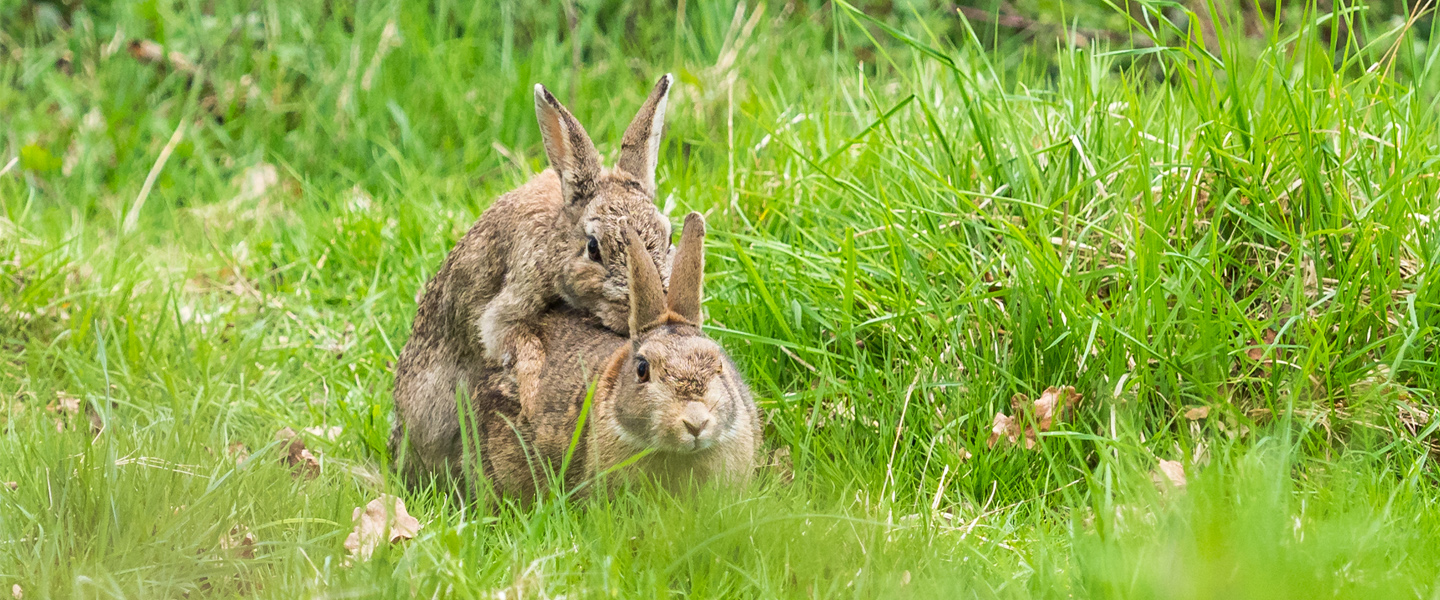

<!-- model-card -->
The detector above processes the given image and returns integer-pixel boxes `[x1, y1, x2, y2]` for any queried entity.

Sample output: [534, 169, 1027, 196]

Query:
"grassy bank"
[1, 1, 1437, 597]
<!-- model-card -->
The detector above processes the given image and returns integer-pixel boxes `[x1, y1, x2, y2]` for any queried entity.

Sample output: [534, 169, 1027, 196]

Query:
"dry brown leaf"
[1183, 406, 1210, 421]
[219, 525, 256, 559]
[275, 428, 320, 479]
[988, 386, 1083, 449]
[344, 495, 420, 561]
[52, 391, 80, 416]
[127, 39, 163, 63]
[1033, 386, 1081, 431]
[1246, 328, 1279, 362]
[986, 411, 1017, 448]
[1154, 459, 1186, 489]
[303, 426, 343, 442]
[227, 442, 250, 466]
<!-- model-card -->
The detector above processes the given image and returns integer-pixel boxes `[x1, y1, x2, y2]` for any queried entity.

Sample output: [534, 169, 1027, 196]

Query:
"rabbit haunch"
[390, 75, 677, 487]
[466, 213, 762, 501]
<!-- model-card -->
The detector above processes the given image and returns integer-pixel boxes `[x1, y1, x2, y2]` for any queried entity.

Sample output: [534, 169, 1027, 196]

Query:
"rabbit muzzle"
[678, 401, 715, 452]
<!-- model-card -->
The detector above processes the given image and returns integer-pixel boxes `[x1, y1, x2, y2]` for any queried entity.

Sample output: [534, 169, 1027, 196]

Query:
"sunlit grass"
[1, 0, 1437, 597]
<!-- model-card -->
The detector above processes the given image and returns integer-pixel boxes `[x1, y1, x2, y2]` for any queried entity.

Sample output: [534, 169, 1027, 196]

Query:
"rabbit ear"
[615, 74, 673, 196]
[666, 212, 705, 324]
[534, 84, 602, 209]
[624, 225, 667, 335]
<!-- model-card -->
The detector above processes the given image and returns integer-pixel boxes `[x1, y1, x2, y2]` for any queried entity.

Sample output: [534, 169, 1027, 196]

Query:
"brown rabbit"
[391, 76, 677, 486]
[467, 213, 762, 501]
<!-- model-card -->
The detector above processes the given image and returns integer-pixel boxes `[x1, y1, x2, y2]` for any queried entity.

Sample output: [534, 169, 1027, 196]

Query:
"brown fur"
[391, 76, 677, 487]
[459, 213, 762, 502]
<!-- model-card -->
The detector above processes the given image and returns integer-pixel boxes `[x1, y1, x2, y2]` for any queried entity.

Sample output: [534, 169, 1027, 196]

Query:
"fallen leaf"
[3, 482, 15, 491]
[1183, 406, 1210, 421]
[127, 39, 164, 63]
[986, 411, 1017, 448]
[344, 495, 421, 561]
[227, 442, 250, 466]
[1032, 386, 1081, 432]
[52, 391, 80, 416]
[275, 428, 320, 479]
[988, 386, 1083, 449]
[1246, 328, 1279, 362]
[303, 426, 343, 442]
[219, 525, 256, 559]
[1154, 459, 1186, 489]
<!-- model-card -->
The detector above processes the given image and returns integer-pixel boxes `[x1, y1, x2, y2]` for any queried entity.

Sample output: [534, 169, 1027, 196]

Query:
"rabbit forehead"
[581, 178, 670, 241]
[636, 333, 724, 381]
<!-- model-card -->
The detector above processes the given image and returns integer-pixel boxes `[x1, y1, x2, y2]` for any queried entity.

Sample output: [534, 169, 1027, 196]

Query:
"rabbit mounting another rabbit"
[391, 76, 677, 487]
[461, 212, 762, 501]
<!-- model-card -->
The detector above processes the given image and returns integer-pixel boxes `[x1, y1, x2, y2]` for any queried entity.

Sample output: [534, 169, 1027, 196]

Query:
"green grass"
[2, 0, 1438, 597]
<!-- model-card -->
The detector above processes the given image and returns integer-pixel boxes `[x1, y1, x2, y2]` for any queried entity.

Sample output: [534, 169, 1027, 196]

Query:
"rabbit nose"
[681, 403, 711, 438]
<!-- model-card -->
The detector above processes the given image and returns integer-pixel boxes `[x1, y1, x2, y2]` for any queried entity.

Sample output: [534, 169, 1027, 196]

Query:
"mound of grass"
[1, 1, 1436, 597]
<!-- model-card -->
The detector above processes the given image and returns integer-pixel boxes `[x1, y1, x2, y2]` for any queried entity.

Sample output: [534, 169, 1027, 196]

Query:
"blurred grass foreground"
[1, 0, 1438, 598]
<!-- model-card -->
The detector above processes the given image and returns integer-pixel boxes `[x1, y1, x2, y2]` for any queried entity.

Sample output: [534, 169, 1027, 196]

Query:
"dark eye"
[635, 357, 650, 383]
[586, 236, 602, 262]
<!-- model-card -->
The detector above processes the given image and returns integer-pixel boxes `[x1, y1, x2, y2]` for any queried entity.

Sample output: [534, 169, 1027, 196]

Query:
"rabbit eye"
[586, 236, 602, 262]
[635, 357, 650, 383]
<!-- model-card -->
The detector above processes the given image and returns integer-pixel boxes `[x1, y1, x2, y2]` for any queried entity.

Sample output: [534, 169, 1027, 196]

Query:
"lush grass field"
[2, 0, 1438, 597]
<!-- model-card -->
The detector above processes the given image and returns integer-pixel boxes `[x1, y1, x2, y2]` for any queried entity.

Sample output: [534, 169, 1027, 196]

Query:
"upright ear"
[665, 212, 705, 325]
[624, 225, 667, 335]
[534, 83, 602, 208]
[615, 74, 673, 196]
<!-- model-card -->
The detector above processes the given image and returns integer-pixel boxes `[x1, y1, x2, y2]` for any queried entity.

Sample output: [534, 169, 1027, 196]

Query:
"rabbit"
[466, 213, 763, 501]
[391, 75, 678, 487]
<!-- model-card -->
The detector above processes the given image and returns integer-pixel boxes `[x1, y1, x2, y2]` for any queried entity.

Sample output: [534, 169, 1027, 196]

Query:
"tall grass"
[1, 1, 1437, 597]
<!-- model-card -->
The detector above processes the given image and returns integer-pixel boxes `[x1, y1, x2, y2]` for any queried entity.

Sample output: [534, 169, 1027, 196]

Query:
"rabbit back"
[391, 171, 567, 487]
[469, 307, 626, 501]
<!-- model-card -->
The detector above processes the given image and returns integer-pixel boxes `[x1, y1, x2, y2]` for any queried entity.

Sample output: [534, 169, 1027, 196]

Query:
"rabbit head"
[602, 213, 758, 460]
[534, 75, 676, 335]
